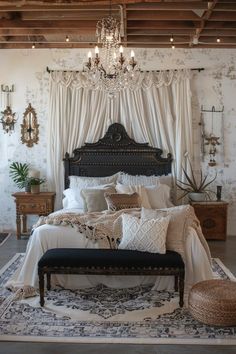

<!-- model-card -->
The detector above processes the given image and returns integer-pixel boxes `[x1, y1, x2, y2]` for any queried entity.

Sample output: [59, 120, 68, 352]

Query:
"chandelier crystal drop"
[84, 10, 140, 95]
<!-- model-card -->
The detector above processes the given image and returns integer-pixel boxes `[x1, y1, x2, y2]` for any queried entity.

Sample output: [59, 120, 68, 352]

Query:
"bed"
[6, 123, 214, 298]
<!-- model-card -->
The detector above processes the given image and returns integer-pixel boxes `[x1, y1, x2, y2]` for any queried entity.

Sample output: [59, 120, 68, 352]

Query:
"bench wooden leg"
[47, 273, 51, 290]
[174, 275, 178, 291]
[179, 270, 185, 308]
[38, 269, 45, 307]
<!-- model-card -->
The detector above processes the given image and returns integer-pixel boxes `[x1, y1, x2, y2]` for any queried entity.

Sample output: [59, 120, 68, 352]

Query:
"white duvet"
[6, 207, 214, 295]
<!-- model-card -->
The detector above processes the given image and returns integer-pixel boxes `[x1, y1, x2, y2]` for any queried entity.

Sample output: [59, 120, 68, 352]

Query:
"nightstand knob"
[203, 218, 216, 229]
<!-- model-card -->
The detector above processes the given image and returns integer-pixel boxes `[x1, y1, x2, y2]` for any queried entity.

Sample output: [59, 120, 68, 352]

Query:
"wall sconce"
[1, 85, 17, 135]
[21, 103, 39, 147]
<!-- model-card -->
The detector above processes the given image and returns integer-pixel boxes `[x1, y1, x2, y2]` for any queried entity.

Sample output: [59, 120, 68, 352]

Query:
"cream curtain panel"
[47, 70, 192, 209]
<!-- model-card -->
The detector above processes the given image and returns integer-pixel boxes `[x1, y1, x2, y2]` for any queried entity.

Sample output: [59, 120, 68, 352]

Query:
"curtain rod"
[46, 66, 204, 74]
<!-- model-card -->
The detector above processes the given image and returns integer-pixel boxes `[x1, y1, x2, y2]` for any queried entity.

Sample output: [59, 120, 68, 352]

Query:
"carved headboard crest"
[84, 123, 148, 148]
[64, 123, 172, 189]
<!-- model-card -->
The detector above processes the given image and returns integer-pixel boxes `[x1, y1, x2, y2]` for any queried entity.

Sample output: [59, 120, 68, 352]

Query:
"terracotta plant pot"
[31, 185, 40, 194]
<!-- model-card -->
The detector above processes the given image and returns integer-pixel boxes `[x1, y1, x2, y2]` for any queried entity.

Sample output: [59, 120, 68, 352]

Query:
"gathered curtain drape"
[47, 69, 193, 209]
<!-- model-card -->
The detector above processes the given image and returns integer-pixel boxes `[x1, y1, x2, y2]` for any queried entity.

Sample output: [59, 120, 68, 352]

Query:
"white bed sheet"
[6, 208, 214, 294]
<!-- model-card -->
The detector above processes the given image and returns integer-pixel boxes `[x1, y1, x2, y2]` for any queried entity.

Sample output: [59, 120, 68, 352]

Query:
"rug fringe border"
[0, 233, 11, 247]
[1, 335, 236, 345]
[214, 258, 236, 280]
[0, 253, 23, 277]
[1, 254, 236, 346]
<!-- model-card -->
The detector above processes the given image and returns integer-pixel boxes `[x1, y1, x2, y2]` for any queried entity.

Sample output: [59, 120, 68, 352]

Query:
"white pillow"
[81, 185, 116, 212]
[158, 174, 173, 188]
[118, 173, 160, 186]
[115, 183, 151, 209]
[119, 213, 170, 254]
[69, 174, 118, 189]
[63, 183, 115, 210]
[145, 184, 174, 209]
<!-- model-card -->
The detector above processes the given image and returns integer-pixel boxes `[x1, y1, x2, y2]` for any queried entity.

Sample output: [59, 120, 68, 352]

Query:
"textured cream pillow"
[105, 192, 141, 211]
[69, 174, 118, 188]
[81, 185, 116, 212]
[141, 205, 192, 257]
[118, 173, 160, 186]
[119, 213, 170, 254]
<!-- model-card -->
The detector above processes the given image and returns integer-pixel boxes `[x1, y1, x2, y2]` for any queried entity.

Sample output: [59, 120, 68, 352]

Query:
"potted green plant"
[29, 177, 45, 194]
[177, 162, 216, 201]
[9, 162, 31, 192]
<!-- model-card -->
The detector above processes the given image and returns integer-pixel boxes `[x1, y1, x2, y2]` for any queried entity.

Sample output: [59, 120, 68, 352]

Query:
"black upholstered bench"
[38, 248, 185, 307]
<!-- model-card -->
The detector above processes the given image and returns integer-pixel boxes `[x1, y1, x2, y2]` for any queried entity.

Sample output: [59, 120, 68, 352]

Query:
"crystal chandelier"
[84, 4, 139, 94]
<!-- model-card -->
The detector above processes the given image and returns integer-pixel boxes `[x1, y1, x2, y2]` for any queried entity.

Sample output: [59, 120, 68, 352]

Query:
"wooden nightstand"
[12, 192, 55, 239]
[190, 201, 228, 241]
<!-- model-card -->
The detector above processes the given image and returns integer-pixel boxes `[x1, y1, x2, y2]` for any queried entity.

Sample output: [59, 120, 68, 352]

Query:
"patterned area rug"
[0, 254, 236, 344]
[0, 233, 10, 246]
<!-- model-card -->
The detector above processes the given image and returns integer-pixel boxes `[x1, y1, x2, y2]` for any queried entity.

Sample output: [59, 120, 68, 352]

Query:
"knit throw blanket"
[33, 205, 211, 264]
[33, 208, 141, 249]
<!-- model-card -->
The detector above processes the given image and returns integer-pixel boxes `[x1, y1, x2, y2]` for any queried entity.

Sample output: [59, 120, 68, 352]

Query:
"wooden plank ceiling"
[0, 0, 236, 49]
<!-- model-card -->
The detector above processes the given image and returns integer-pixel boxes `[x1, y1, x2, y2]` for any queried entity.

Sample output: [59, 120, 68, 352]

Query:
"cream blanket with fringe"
[6, 205, 213, 300]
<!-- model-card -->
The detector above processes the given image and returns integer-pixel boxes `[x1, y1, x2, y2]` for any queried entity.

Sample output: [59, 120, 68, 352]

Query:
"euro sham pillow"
[119, 213, 170, 254]
[118, 172, 161, 186]
[69, 174, 119, 189]
[105, 192, 141, 211]
[81, 185, 116, 212]
[63, 183, 115, 210]
[145, 184, 174, 209]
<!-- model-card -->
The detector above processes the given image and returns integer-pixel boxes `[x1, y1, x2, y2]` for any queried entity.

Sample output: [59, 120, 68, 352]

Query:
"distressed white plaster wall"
[0, 48, 235, 235]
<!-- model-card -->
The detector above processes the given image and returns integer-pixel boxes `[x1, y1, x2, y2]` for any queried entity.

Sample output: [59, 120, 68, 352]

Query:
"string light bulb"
[216, 37, 221, 43]
[171, 44, 175, 50]
[32, 43, 35, 49]
[66, 35, 69, 42]
[170, 35, 174, 43]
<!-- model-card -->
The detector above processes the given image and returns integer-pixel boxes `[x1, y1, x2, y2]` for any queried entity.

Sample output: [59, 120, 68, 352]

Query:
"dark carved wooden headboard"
[64, 123, 172, 189]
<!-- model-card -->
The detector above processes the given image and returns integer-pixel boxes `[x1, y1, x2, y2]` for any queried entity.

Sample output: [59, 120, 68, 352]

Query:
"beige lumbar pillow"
[119, 213, 170, 254]
[104, 192, 141, 211]
[81, 185, 116, 212]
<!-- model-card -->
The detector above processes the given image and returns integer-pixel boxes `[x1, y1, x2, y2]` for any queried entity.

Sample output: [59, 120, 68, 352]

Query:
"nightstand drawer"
[12, 192, 55, 239]
[19, 202, 46, 214]
[190, 201, 228, 241]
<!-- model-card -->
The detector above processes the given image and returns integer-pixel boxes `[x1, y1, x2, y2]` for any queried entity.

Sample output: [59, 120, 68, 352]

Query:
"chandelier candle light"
[84, 4, 139, 94]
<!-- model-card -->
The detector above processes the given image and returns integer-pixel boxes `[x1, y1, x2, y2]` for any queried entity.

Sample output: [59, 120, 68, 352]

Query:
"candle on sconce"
[95, 46, 99, 55]
[130, 50, 135, 58]
[119, 45, 124, 54]
[87, 51, 92, 59]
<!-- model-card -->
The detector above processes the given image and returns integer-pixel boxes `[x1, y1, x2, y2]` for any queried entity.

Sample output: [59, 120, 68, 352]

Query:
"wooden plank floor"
[0, 234, 235, 354]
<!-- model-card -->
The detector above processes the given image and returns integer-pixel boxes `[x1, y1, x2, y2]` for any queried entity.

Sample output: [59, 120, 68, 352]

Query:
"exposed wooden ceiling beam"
[190, 0, 218, 47]
[0, 1, 235, 49]
[0, 20, 97, 29]
[127, 21, 200, 29]
[0, 43, 234, 50]
[127, 11, 201, 21]
[0, 28, 95, 35]
[126, 2, 209, 10]
[21, 11, 118, 20]
[209, 12, 236, 20]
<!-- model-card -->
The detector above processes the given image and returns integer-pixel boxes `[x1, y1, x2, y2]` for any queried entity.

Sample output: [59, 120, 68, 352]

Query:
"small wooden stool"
[189, 279, 236, 326]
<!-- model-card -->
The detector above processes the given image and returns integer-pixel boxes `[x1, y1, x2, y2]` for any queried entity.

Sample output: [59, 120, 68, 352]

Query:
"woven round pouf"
[188, 279, 236, 326]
